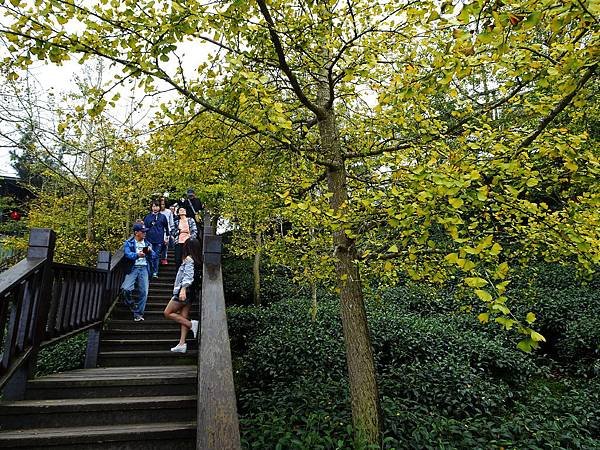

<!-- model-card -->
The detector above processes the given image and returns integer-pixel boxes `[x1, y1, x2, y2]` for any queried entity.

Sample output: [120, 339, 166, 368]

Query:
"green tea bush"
[382, 378, 600, 449]
[229, 300, 346, 386]
[378, 283, 458, 316]
[222, 255, 309, 306]
[239, 378, 353, 449]
[558, 316, 600, 376]
[35, 332, 88, 376]
[506, 263, 600, 374]
[229, 263, 599, 449]
[222, 253, 253, 304]
[231, 297, 549, 446]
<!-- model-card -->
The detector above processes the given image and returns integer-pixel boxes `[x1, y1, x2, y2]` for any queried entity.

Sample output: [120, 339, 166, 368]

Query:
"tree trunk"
[86, 197, 95, 242]
[318, 108, 381, 445]
[253, 232, 261, 306]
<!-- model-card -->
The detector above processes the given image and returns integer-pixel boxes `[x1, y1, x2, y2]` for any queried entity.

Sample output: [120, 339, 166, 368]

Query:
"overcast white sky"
[0, 36, 212, 178]
[1, 60, 83, 176]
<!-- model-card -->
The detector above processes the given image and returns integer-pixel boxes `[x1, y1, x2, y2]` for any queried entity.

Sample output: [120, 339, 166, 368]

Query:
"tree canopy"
[1, 0, 598, 444]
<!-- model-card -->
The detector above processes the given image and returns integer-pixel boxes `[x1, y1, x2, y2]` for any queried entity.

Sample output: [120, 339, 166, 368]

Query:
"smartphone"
[142, 246, 149, 254]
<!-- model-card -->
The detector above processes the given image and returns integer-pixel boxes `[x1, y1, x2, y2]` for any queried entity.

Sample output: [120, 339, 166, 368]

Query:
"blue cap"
[133, 223, 147, 232]
[186, 188, 195, 195]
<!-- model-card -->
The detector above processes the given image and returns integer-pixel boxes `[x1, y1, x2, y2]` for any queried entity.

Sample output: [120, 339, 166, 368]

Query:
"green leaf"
[465, 277, 487, 288]
[489, 242, 502, 256]
[477, 312, 489, 323]
[495, 316, 515, 330]
[495, 262, 509, 279]
[388, 244, 399, 253]
[462, 260, 476, 271]
[477, 186, 488, 201]
[445, 252, 459, 264]
[517, 339, 532, 353]
[523, 11, 542, 28]
[448, 197, 464, 208]
[530, 330, 546, 342]
[491, 303, 510, 314]
[475, 289, 492, 302]
[526, 312, 536, 324]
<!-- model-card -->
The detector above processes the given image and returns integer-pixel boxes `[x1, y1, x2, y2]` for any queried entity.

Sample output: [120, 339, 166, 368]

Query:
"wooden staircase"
[0, 252, 199, 449]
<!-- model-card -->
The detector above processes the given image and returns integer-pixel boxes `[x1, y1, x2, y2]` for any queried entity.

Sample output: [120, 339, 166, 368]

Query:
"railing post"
[203, 235, 222, 268]
[84, 251, 111, 369]
[197, 224, 241, 449]
[203, 211, 213, 237]
[3, 228, 55, 400]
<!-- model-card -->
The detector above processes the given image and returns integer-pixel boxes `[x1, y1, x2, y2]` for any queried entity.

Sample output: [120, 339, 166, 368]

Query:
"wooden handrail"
[197, 214, 241, 450]
[0, 228, 127, 399]
[0, 258, 46, 297]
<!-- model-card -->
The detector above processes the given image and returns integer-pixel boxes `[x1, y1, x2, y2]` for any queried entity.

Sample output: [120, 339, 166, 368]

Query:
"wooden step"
[98, 350, 197, 367]
[102, 329, 193, 340]
[110, 309, 199, 320]
[0, 395, 196, 430]
[114, 303, 171, 313]
[100, 339, 198, 352]
[127, 302, 200, 311]
[0, 421, 195, 449]
[25, 366, 197, 400]
[105, 319, 194, 330]
[148, 288, 179, 296]
[149, 277, 177, 283]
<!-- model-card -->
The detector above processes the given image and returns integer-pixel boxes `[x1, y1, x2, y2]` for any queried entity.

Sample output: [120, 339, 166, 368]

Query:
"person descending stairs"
[0, 249, 199, 449]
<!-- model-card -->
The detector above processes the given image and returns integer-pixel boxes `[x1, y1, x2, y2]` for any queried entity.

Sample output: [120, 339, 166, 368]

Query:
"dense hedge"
[228, 264, 600, 449]
[507, 263, 600, 376]
[35, 332, 88, 376]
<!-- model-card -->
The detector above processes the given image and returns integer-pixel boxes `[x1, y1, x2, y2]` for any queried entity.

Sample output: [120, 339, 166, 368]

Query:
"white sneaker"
[191, 320, 199, 338]
[170, 343, 187, 353]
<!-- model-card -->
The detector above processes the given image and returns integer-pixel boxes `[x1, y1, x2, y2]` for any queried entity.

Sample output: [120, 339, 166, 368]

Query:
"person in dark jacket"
[180, 188, 203, 222]
[143, 201, 169, 278]
[121, 223, 156, 321]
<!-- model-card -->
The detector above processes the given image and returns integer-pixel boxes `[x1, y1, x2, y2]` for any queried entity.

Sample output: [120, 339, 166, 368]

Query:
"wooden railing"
[0, 229, 126, 399]
[197, 214, 241, 449]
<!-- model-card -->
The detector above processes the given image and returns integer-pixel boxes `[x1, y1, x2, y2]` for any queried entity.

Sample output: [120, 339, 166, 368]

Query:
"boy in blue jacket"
[143, 201, 169, 279]
[121, 223, 156, 321]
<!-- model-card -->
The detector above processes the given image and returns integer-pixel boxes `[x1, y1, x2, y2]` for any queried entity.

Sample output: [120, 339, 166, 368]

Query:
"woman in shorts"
[163, 238, 202, 353]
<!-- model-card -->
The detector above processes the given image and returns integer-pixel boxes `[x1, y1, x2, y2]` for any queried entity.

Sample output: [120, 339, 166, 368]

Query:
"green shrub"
[222, 253, 253, 304]
[222, 255, 309, 306]
[505, 263, 600, 374]
[232, 295, 544, 439]
[558, 316, 600, 376]
[229, 300, 346, 387]
[382, 378, 600, 449]
[378, 282, 458, 316]
[260, 265, 314, 305]
[228, 263, 599, 449]
[239, 378, 354, 449]
[35, 332, 88, 376]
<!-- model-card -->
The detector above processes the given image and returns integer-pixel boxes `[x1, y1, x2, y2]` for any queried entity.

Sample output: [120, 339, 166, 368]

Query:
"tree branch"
[517, 63, 597, 152]
[255, 0, 326, 120]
